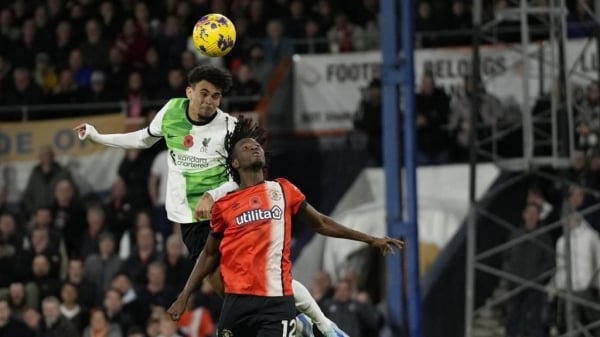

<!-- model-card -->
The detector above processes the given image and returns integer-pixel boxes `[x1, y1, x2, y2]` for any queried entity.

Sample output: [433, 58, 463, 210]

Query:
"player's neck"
[238, 170, 265, 189]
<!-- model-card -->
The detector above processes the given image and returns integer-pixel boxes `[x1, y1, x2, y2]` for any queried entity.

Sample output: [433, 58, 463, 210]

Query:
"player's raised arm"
[167, 233, 222, 320]
[73, 123, 161, 149]
[73, 101, 169, 149]
[296, 202, 404, 256]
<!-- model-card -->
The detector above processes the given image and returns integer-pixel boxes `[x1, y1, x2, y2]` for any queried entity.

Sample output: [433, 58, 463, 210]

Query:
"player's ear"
[185, 86, 193, 99]
[232, 158, 240, 169]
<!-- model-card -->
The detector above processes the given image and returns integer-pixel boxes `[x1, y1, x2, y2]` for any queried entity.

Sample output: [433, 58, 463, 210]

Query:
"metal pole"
[381, 0, 405, 335]
[520, 0, 534, 163]
[562, 202, 575, 337]
[596, 0, 600, 85]
[400, 0, 423, 335]
[465, 0, 481, 336]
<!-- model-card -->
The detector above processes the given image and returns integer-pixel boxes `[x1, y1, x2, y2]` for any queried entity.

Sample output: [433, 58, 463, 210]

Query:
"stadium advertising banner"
[0, 113, 126, 201]
[292, 38, 597, 133]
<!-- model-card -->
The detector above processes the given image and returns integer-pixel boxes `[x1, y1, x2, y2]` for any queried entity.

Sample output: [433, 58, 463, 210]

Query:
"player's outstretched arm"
[297, 203, 404, 256]
[167, 234, 222, 321]
[73, 123, 161, 149]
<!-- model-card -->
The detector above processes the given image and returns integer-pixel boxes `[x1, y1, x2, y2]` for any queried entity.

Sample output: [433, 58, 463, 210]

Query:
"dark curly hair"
[224, 116, 267, 184]
[187, 65, 233, 92]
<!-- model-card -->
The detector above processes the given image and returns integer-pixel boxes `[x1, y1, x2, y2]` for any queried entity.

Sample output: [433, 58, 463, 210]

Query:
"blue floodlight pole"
[381, 1, 422, 337]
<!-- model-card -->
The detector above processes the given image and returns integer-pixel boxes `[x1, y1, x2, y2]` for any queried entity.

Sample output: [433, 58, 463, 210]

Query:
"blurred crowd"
[0, 0, 382, 120]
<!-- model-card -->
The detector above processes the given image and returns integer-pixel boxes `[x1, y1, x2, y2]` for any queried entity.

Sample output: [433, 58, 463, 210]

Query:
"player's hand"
[195, 193, 215, 220]
[167, 295, 189, 321]
[370, 236, 404, 256]
[73, 123, 96, 140]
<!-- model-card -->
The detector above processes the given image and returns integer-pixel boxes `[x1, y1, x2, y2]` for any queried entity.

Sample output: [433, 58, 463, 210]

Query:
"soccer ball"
[192, 13, 236, 57]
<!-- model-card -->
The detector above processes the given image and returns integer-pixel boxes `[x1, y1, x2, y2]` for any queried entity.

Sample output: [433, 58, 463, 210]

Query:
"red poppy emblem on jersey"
[183, 135, 194, 148]
[249, 196, 262, 208]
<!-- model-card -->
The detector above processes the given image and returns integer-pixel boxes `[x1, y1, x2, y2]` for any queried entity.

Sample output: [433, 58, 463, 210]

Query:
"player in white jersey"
[74, 65, 343, 336]
[74, 65, 236, 265]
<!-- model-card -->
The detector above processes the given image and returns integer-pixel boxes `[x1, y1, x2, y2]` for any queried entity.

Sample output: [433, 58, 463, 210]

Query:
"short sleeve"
[210, 202, 225, 234]
[147, 101, 169, 137]
[276, 178, 306, 215]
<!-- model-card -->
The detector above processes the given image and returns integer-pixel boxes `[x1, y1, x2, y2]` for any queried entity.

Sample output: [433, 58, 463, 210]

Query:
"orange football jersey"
[211, 178, 305, 296]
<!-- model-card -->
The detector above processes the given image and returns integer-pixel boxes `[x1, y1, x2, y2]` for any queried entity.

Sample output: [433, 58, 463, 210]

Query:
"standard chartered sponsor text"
[174, 153, 210, 168]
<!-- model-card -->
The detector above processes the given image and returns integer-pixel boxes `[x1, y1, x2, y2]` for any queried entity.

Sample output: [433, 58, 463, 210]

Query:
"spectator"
[262, 19, 294, 64]
[449, 75, 501, 161]
[155, 15, 187, 69]
[32, 52, 58, 94]
[68, 48, 94, 90]
[0, 298, 34, 337]
[40, 296, 79, 337]
[104, 179, 134, 242]
[11, 19, 38, 68]
[51, 68, 82, 106]
[83, 308, 123, 337]
[163, 234, 193, 293]
[246, 0, 267, 38]
[327, 13, 365, 53]
[80, 205, 108, 259]
[65, 259, 97, 310]
[416, 71, 451, 165]
[27, 254, 62, 301]
[115, 18, 149, 69]
[311, 271, 335, 305]
[3, 67, 44, 109]
[297, 18, 330, 54]
[98, 1, 121, 41]
[0, 8, 19, 42]
[442, 0, 472, 45]
[313, 0, 335, 34]
[22, 145, 71, 215]
[124, 71, 147, 118]
[554, 208, 600, 336]
[322, 280, 379, 337]
[137, 262, 176, 309]
[80, 18, 110, 70]
[575, 82, 600, 151]
[180, 50, 198, 74]
[105, 47, 130, 96]
[84, 232, 122, 302]
[22, 307, 42, 336]
[285, 0, 307, 39]
[415, 1, 439, 47]
[111, 273, 148, 328]
[87, 70, 119, 109]
[156, 68, 186, 100]
[118, 148, 156, 209]
[120, 226, 162, 287]
[52, 179, 86, 258]
[103, 288, 134, 335]
[246, 43, 274, 87]
[142, 48, 166, 98]
[133, 2, 153, 38]
[0, 212, 28, 287]
[354, 78, 382, 166]
[6, 282, 37, 319]
[228, 64, 262, 112]
[149, 150, 170, 238]
[503, 204, 554, 337]
[363, 13, 380, 51]
[23, 224, 66, 280]
[119, 210, 164, 259]
[59, 282, 87, 334]
[50, 21, 75, 70]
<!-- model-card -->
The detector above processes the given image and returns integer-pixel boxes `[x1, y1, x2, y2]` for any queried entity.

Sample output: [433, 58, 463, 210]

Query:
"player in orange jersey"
[167, 118, 403, 337]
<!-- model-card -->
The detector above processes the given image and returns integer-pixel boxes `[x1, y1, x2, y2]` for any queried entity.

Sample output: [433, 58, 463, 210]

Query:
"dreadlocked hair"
[223, 116, 267, 184]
